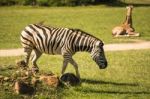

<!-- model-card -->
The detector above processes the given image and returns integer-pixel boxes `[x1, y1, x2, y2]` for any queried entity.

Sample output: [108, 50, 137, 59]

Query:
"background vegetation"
[0, 0, 120, 6]
[0, 0, 150, 6]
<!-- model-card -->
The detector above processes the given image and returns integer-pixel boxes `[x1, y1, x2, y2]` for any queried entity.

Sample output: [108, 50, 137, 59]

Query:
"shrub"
[48, 0, 63, 6]
[23, 0, 36, 5]
[0, 0, 16, 5]
[36, 0, 49, 6]
[0, 0, 120, 6]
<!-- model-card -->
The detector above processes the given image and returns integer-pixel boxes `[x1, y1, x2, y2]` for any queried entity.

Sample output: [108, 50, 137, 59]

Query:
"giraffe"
[112, 5, 140, 37]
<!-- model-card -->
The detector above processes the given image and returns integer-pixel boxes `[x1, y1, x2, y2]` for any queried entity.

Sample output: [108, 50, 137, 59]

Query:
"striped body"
[20, 24, 107, 78]
[21, 24, 99, 55]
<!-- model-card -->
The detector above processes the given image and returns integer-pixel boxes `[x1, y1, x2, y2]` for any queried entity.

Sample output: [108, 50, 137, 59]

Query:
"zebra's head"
[91, 41, 108, 69]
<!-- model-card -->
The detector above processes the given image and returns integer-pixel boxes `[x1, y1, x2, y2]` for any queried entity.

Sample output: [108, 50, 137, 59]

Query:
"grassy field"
[0, 49, 150, 98]
[0, 6, 150, 49]
[0, 3, 150, 99]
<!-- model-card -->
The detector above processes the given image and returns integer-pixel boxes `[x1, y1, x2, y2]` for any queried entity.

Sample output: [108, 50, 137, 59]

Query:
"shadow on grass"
[79, 78, 150, 95]
[77, 89, 150, 95]
[82, 78, 138, 86]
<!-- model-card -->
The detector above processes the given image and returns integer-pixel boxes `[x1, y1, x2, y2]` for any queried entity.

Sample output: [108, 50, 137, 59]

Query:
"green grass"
[0, 6, 150, 49]
[0, 49, 150, 98]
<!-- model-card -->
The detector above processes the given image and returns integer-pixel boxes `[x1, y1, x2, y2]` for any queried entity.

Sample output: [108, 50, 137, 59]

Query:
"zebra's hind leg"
[23, 47, 32, 67]
[31, 49, 42, 73]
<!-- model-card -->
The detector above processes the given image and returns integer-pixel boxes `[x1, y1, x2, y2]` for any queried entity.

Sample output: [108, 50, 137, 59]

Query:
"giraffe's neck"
[123, 8, 133, 27]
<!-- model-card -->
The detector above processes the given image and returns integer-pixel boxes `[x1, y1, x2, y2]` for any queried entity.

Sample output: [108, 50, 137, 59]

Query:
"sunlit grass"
[0, 6, 150, 49]
[0, 49, 150, 98]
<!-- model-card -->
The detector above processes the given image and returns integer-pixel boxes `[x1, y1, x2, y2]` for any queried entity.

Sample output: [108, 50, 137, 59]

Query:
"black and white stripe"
[21, 24, 107, 78]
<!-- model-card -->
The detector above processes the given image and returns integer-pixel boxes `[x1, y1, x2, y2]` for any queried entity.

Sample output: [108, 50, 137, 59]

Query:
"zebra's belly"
[35, 44, 62, 55]
[50, 47, 62, 55]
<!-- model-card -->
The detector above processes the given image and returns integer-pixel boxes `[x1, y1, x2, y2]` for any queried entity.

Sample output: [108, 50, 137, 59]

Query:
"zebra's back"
[21, 24, 73, 54]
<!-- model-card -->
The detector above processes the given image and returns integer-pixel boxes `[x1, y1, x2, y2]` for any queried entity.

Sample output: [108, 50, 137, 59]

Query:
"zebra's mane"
[35, 23, 103, 43]
[69, 28, 103, 42]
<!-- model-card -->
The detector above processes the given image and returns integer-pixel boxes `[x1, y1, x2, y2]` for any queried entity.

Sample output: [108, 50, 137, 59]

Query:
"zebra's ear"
[96, 41, 104, 47]
[100, 41, 104, 46]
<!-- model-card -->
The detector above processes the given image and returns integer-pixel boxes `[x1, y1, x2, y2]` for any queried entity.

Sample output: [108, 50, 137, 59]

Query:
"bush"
[36, 0, 49, 6]
[0, 0, 36, 6]
[23, 0, 36, 5]
[0, 0, 120, 6]
[0, 0, 16, 5]
[48, 0, 63, 6]
[61, 0, 78, 6]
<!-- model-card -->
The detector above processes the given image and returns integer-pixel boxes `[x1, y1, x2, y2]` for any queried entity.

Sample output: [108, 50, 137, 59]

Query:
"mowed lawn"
[0, 49, 150, 98]
[0, 6, 150, 49]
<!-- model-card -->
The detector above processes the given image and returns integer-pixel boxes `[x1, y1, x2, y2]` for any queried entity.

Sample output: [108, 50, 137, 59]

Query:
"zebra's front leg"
[31, 49, 42, 73]
[69, 58, 80, 79]
[61, 52, 80, 79]
[61, 59, 69, 75]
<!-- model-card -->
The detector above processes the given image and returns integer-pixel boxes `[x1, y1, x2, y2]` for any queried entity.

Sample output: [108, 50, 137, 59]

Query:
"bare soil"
[0, 41, 150, 57]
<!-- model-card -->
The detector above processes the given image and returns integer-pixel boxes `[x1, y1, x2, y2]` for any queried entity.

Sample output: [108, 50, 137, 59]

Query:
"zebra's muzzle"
[99, 61, 107, 69]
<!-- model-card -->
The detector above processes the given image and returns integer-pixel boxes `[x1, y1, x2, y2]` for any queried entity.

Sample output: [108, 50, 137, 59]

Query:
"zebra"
[20, 23, 108, 79]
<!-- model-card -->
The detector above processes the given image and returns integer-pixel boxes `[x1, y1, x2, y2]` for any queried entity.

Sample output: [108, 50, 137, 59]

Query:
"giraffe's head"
[126, 5, 133, 16]
[91, 41, 108, 69]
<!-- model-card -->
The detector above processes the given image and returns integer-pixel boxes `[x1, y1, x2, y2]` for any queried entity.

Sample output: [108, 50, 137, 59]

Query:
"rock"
[14, 81, 34, 95]
[60, 73, 80, 86]
[39, 74, 59, 87]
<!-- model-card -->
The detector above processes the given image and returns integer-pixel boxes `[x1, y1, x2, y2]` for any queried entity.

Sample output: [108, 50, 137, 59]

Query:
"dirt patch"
[0, 41, 150, 57]
[104, 41, 150, 51]
[0, 60, 80, 95]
